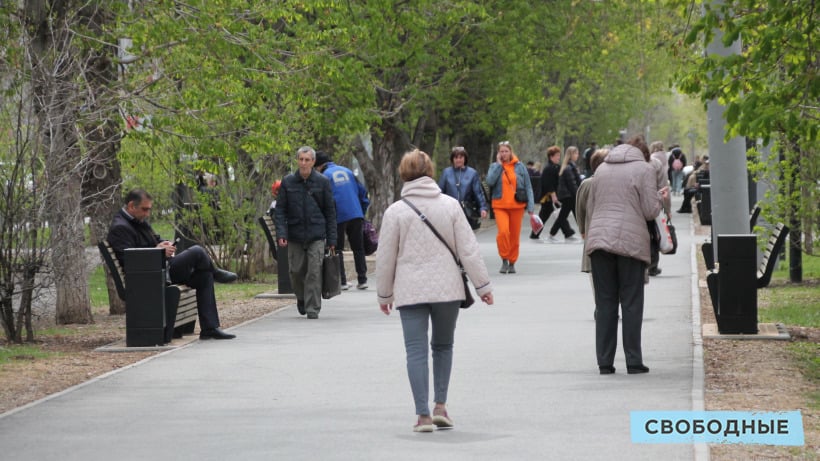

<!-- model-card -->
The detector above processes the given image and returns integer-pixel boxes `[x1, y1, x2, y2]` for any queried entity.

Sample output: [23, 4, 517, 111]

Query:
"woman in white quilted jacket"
[377, 149, 494, 433]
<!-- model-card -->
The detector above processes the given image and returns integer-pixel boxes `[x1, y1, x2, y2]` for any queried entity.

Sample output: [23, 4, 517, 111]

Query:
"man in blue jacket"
[315, 152, 370, 290]
[275, 147, 337, 319]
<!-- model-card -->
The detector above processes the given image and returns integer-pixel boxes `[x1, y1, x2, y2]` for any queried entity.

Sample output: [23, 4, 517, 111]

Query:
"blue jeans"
[671, 170, 684, 194]
[398, 302, 460, 416]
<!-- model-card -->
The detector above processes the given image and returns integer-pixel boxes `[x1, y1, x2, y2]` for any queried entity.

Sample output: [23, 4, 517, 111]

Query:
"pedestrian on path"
[377, 149, 494, 433]
[485, 141, 535, 274]
[314, 151, 370, 291]
[530, 145, 563, 240]
[274, 146, 337, 319]
[547, 146, 582, 243]
[438, 146, 488, 230]
[585, 135, 668, 375]
[648, 141, 672, 277]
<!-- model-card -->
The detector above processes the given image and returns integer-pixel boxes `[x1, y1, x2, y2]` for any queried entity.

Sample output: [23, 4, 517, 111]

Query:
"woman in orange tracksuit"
[485, 141, 535, 274]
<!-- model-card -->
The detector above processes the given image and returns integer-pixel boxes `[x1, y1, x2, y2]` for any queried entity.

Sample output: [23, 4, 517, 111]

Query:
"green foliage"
[671, 0, 819, 253]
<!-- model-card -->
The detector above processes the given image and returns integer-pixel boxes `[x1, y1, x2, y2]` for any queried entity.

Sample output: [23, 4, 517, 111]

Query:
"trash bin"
[124, 248, 168, 346]
[697, 184, 712, 225]
[712, 234, 758, 334]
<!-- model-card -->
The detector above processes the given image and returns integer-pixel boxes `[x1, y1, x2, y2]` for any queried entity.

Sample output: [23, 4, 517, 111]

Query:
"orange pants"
[494, 207, 525, 263]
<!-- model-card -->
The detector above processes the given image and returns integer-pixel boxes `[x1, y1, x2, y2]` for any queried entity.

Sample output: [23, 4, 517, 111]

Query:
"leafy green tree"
[672, 0, 819, 258]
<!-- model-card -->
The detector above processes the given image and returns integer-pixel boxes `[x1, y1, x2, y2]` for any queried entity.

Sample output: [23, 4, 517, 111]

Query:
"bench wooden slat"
[756, 223, 789, 289]
[258, 215, 277, 261]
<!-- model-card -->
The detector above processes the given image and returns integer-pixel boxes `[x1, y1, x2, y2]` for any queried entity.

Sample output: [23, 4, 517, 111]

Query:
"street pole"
[706, 0, 750, 258]
[687, 129, 696, 160]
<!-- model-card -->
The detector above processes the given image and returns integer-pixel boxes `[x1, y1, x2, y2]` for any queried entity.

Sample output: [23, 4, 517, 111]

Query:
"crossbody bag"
[401, 198, 475, 308]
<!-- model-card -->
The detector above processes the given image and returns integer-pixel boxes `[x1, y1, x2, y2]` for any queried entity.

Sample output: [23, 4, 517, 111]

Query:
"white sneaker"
[341, 282, 353, 291]
[547, 235, 560, 243]
[565, 236, 582, 243]
[356, 282, 368, 290]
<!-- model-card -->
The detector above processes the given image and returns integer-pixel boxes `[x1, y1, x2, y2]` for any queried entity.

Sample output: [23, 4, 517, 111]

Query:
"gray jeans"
[398, 301, 460, 416]
[287, 240, 325, 314]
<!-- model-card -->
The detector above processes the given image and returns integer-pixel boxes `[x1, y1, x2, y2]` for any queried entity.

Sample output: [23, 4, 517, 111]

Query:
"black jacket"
[540, 161, 560, 200]
[106, 209, 162, 265]
[557, 162, 582, 200]
[274, 170, 337, 246]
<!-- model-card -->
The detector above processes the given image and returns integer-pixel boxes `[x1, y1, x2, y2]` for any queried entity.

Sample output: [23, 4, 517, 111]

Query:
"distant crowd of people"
[108, 136, 698, 433]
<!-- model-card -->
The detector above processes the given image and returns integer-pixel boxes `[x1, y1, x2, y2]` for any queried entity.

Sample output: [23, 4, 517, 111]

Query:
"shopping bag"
[362, 220, 379, 256]
[530, 214, 544, 235]
[655, 212, 677, 255]
[322, 250, 342, 299]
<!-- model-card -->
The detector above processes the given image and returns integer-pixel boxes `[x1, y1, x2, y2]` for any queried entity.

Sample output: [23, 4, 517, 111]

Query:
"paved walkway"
[0, 197, 705, 461]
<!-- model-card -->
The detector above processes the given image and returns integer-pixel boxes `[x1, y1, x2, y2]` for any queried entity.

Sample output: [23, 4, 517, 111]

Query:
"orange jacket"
[491, 155, 527, 210]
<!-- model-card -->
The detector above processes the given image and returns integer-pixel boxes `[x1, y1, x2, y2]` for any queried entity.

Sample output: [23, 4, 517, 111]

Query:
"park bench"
[258, 214, 278, 261]
[258, 214, 292, 294]
[98, 240, 198, 345]
[754, 222, 789, 288]
[702, 203, 763, 272]
[704, 222, 789, 333]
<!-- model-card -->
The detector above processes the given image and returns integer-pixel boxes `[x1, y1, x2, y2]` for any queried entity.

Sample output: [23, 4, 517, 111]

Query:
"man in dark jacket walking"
[275, 146, 337, 319]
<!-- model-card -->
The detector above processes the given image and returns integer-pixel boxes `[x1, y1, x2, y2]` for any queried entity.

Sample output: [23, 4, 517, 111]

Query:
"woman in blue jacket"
[438, 146, 488, 229]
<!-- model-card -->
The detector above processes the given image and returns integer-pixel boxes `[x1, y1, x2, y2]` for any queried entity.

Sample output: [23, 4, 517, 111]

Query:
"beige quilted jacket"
[585, 144, 664, 265]
[376, 176, 492, 307]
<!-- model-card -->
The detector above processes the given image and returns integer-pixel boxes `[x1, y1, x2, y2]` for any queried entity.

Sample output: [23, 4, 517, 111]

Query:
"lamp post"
[687, 129, 696, 158]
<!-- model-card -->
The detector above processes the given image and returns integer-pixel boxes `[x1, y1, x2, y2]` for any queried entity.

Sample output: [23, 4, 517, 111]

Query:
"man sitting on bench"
[677, 156, 709, 214]
[107, 189, 238, 340]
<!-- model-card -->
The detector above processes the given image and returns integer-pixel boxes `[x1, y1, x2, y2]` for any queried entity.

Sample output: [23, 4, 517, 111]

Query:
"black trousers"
[337, 218, 368, 285]
[590, 250, 646, 368]
[168, 245, 220, 330]
[679, 188, 697, 212]
[549, 196, 576, 237]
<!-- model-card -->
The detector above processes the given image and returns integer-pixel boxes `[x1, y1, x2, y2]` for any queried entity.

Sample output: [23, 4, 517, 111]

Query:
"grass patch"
[0, 344, 55, 365]
[89, 265, 110, 309]
[215, 271, 278, 302]
[787, 341, 820, 409]
[772, 252, 820, 280]
[759, 283, 820, 328]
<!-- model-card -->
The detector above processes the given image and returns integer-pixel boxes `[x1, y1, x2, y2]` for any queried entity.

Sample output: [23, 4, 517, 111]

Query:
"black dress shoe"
[627, 364, 649, 374]
[297, 299, 306, 316]
[599, 366, 616, 375]
[199, 328, 236, 340]
[213, 268, 238, 283]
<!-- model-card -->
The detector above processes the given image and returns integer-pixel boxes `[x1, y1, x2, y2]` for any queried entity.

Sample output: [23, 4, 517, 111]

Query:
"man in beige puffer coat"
[585, 137, 667, 375]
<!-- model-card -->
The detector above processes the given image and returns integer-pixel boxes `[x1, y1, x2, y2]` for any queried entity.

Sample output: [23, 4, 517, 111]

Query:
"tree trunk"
[25, 0, 94, 324]
[355, 121, 412, 230]
[81, 43, 125, 314]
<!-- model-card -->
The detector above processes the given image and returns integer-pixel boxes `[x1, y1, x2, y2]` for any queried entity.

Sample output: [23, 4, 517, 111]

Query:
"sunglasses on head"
[498, 141, 510, 146]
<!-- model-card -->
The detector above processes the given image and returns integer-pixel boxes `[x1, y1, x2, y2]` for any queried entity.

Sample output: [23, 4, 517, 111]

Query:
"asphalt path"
[0, 196, 704, 461]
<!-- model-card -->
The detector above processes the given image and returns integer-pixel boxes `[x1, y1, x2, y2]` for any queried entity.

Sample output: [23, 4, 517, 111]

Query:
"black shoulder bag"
[402, 198, 475, 308]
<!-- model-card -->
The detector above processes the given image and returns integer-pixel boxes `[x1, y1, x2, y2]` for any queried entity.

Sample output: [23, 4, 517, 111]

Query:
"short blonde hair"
[590, 149, 609, 173]
[399, 149, 434, 182]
